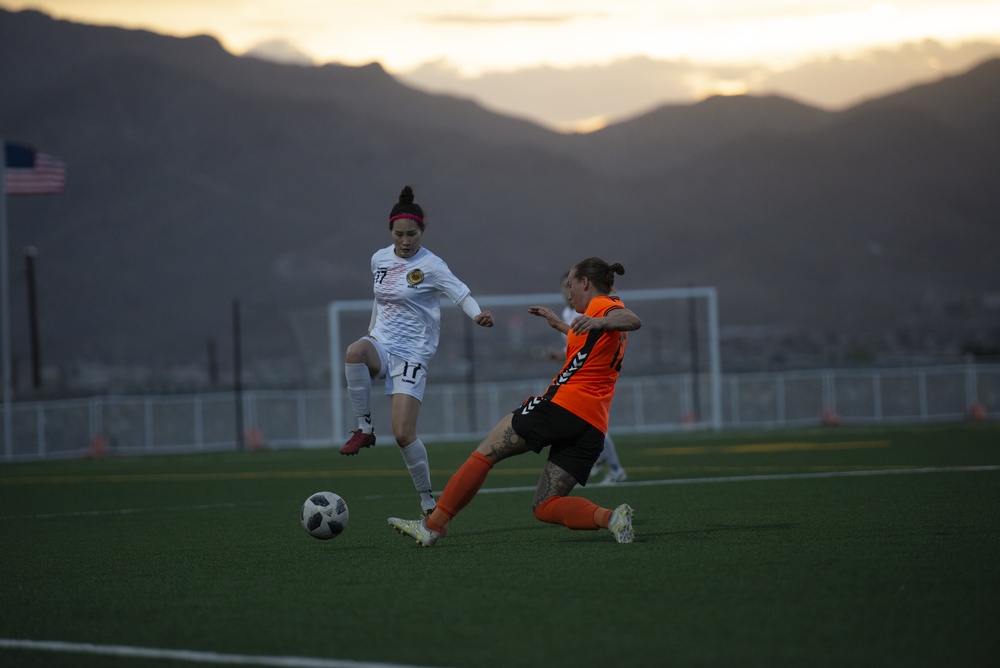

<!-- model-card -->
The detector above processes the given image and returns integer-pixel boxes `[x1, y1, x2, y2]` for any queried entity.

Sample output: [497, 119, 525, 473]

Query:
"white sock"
[345, 363, 373, 432]
[601, 435, 624, 472]
[399, 438, 435, 509]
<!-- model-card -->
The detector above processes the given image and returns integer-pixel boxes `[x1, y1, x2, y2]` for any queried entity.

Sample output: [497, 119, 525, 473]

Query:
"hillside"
[2, 8, 999, 388]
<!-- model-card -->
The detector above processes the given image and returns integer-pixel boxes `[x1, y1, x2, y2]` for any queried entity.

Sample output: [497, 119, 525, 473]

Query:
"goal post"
[328, 287, 721, 442]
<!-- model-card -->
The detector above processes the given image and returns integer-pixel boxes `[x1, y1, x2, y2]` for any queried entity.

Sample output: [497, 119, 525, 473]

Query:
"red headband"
[389, 213, 425, 228]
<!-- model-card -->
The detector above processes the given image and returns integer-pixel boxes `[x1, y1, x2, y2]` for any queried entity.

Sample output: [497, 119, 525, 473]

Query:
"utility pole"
[207, 337, 218, 387]
[233, 299, 244, 451]
[25, 247, 41, 389]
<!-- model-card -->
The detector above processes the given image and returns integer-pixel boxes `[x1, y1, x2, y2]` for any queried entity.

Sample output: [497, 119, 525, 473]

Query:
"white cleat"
[388, 517, 440, 547]
[608, 504, 634, 544]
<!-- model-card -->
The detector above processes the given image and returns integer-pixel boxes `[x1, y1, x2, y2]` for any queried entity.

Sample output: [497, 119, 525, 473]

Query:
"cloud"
[420, 13, 604, 25]
[397, 39, 1000, 132]
[400, 57, 702, 130]
[752, 39, 1000, 108]
[243, 38, 315, 66]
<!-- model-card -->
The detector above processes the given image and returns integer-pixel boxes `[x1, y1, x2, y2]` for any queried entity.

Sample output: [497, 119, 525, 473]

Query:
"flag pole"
[1, 135, 13, 459]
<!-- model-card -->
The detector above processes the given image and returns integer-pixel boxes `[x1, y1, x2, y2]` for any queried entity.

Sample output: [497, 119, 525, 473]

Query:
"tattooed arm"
[568, 306, 641, 334]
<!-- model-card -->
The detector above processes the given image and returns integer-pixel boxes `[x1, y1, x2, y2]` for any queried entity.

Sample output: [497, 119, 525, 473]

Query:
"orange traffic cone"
[246, 427, 265, 451]
[821, 408, 842, 427]
[89, 433, 109, 458]
[966, 401, 987, 422]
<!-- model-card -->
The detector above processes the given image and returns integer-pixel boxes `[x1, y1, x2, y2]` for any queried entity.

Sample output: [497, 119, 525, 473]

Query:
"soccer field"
[1, 423, 998, 668]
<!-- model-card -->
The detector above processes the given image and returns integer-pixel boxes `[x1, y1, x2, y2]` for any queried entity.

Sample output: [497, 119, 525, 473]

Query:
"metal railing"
[2, 363, 996, 461]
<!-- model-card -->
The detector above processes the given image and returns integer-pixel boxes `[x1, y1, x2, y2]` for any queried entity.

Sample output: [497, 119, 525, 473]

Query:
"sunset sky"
[4, 1, 999, 130]
[5, 1, 998, 71]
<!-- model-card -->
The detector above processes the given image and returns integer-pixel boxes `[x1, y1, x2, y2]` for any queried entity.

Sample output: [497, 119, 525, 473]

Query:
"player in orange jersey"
[551, 271, 628, 485]
[388, 257, 641, 545]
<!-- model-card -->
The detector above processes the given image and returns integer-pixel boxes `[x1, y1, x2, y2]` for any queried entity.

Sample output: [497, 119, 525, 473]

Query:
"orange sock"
[533, 496, 604, 530]
[426, 450, 493, 533]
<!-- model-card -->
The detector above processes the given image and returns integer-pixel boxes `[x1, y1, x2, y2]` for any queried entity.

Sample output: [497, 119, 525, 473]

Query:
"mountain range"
[2, 8, 999, 389]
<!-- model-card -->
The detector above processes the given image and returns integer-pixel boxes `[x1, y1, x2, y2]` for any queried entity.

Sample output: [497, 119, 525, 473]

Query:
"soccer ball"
[300, 491, 349, 539]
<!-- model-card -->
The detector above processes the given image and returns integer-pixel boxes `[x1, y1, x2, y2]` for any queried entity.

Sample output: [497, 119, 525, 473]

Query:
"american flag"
[3, 142, 67, 196]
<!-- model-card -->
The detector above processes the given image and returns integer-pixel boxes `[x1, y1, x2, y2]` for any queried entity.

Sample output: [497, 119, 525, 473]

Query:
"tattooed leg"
[474, 413, 533, 463]
[533, 460, 579, 509]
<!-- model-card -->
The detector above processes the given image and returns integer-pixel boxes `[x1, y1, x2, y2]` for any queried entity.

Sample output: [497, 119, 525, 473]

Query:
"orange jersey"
[543, 295, 628, 432]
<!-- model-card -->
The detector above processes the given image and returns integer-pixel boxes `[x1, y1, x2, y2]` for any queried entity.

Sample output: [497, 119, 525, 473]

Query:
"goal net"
[328, 288, 720, 442]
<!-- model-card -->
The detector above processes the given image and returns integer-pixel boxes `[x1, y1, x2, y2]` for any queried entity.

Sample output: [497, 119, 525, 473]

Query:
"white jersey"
[559, 305, 576, 348]
[368, 245, 471, 366]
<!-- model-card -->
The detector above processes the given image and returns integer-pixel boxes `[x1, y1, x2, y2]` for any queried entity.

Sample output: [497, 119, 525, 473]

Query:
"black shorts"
[510, 397, 605, 486]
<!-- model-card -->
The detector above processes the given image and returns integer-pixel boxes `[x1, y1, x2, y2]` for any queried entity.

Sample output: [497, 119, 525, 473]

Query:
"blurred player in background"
[340, 186, 494, 517]
[389, 257, 640, 546]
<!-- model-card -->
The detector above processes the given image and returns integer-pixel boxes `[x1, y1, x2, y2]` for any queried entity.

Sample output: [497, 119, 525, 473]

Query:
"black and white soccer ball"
[300, 491, 349, 539]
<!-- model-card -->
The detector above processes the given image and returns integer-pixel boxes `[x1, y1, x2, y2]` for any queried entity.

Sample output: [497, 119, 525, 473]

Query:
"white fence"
[2, 363, 997, 461]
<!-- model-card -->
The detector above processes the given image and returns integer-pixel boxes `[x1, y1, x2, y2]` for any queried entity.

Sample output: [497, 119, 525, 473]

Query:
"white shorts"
[364, 336, 427, 402]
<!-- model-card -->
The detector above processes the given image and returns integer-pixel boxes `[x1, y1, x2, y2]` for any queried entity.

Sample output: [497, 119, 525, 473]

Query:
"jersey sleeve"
[433, 257, 472, 305]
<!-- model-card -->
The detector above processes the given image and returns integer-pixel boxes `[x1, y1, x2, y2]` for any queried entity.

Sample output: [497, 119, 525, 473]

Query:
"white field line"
[3, 466, 997, 521]
[473, 464, 1000, 495]
[0, 500, 275, 521]
[0, 638, 447, 668]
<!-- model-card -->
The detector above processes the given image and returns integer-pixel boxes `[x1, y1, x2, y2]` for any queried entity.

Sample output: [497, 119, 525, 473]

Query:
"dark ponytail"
[573, 257, 625, 294]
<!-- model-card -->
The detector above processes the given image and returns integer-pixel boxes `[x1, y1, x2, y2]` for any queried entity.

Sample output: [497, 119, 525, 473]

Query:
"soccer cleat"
[339, 429, 376, 455]
[597, 468, 628, 485]
[420, 490, 436, 519]
[388, 517, 440, 547]
[589, 459, 606, 480]
[608, 504, 634, 544]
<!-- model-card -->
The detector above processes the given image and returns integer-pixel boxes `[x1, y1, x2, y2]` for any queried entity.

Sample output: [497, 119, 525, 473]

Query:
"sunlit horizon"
[3, 1, 999, 76]
[4, 1, 1000, 132]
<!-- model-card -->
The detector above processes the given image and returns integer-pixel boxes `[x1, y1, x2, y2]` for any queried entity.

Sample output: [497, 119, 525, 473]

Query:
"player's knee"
[344, 339, 382, 376]
[393, 428, 418, 447]
[345, 340, 372, 365]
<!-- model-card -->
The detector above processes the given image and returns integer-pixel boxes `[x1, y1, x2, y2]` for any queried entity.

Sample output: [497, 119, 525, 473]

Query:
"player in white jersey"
[340, 186, 494, 517]
[557, 274, 627, 485]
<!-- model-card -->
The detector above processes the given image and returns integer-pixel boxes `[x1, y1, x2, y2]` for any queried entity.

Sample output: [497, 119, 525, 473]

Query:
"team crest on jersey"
[406, 269, 425, 285]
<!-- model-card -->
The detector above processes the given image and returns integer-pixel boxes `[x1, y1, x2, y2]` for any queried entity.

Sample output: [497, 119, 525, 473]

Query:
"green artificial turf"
[1, 423, 998, 667]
